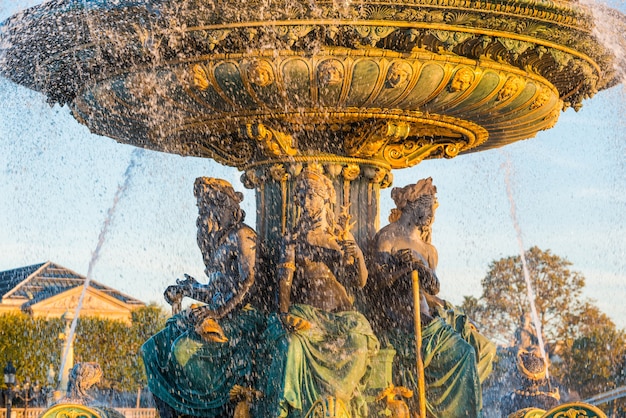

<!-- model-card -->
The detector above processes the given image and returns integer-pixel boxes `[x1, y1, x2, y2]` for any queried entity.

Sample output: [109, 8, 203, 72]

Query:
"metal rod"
[412, 270, 427, 418]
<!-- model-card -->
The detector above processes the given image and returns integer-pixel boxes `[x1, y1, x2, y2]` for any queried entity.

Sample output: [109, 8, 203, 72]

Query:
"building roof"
[0, 261, 144, 309]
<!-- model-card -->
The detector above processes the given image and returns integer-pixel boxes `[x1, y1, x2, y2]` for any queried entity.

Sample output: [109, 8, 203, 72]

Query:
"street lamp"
[4, 362, 16, 418]
[15, 378, 36, 410]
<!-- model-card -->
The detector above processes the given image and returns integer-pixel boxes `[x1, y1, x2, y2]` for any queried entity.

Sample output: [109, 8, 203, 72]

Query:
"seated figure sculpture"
[261, 164, 379, 418]
[368, 178, 495, 417]
[500, 316, 560, 416]
[500, 348, 560, 416]
[141, 177, 265, 418]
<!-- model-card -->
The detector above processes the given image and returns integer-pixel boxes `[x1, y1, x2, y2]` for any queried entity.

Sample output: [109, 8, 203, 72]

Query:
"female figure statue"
[368, 178, 494, 418]
[262, 164, 379, 418]
[142, 177, 264, 418]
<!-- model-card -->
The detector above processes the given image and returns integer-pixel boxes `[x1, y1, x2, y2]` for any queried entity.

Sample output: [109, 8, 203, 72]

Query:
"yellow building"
[0, 261, 145, 324]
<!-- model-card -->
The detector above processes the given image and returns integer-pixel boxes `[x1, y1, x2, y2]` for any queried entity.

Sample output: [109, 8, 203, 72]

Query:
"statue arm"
[276, 241, 310, 331]
[165, 228, 258, 319]
[371, 251, 408, 288]
[341, 231, 368, 288]
[370, 249, 440, 295]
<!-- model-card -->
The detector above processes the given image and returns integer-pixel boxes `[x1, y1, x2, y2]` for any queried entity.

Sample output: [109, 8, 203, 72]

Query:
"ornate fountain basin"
[0, 0, 619, 169]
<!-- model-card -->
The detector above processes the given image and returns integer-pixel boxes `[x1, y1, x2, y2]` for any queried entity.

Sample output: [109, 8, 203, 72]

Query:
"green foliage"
[462, 246, 585, 344]
[463, 246, 626, 401]
[0, 304, 168, 393]
[553, 304, 626, 399]
[0, 313, 64, 386]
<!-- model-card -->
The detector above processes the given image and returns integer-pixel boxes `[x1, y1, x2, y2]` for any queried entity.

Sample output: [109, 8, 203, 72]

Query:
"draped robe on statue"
[261, 241, 380, 417]
[141, 307, 265, 417]
[375, 272, 484, 418]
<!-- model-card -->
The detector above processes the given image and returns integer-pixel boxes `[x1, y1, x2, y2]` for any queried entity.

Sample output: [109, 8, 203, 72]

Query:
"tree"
[554, 304, 626, 400]
[462, 246, 586, 345]
[75, 304, 168, 392]
[0, 313, 64, 386]
[463, 246, 626, 407]
[0, 304, 168, 396]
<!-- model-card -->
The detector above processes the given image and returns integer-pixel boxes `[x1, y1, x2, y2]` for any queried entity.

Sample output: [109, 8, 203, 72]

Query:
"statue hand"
[397, 249, 418, 265]
[164, 285, 185, 305]
[280, 313, 312, 333]
[340, 239, 357, 265]
[396, 249, 429, 272]
[176, 273, 199, 287]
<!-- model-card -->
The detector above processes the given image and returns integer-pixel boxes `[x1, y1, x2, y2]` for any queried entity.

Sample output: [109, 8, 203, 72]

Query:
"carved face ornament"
[192, 64, 210, 91]
[386, 62, 413, 88]
[449, 68, 475, 92]
[247, 60, 275, 87]
[498, 76, 524, 101]
[318, 60, 344, 85]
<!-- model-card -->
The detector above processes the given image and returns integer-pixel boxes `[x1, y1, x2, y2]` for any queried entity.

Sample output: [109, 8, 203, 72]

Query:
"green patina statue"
[141, 177, 265, 418]
[367, 177, 496, 417]
[141, 173, 496, 418]
[262, 164, 379, 417]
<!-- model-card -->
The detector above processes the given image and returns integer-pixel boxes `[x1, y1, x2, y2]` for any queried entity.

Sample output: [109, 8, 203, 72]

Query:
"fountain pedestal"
[1, 0, 623, 416]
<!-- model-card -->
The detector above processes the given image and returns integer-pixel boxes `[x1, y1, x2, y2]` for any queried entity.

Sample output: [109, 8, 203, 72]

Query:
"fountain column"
[240, 158, 391, 308]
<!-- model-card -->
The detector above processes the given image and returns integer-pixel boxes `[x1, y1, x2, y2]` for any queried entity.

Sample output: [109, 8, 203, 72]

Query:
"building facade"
[0, 262, 145, 324]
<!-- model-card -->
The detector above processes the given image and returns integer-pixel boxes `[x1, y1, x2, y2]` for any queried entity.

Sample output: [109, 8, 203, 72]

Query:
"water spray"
[502, 153, 550, 381]
[57, 149, 144, 390]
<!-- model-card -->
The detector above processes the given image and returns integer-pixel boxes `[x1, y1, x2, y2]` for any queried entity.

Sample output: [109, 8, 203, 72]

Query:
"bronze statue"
[500, 349, 560, 416]
[370, 177, 441, 307]
[43, 362, 125, 418]
[141, 178, 265, 418]
[368, 177, 495, 417]
[262, 164, 379, 417]
[278, 164, 368, 317]
[164, 177, 257, 322]
[60, 362, 103, 405]
[514, 312, 540, 353]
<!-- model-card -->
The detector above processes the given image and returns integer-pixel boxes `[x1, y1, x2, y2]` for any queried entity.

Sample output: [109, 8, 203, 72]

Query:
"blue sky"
[1, 1, 625, 332]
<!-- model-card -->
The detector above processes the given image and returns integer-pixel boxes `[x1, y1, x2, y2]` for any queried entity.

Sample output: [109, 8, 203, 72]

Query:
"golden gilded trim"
[171, 20, 601, 76]
[243, 156, 392, 171]
[345, 121, 411, 158]
[39, 404, 101, 418]
[242, 123, 297, 157]
[304, 396, 351, 418]
[542, 402, 607, 418]
[508, 408, 546, 418]
[509, 402, 608, 418]
[30, 0, 608, 167]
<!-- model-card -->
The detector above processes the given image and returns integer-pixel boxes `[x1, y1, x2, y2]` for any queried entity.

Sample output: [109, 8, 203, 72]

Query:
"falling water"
[502, 154, 550, 379]
[580, 0, 626, 86]
[57, 148, 144, 388]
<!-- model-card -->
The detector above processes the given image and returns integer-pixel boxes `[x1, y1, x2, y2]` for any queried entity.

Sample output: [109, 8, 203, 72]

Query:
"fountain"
[1, 0, 624, 416]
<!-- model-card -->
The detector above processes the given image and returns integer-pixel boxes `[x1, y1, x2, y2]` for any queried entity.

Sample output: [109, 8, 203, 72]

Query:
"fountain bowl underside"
[0, 0, 621, 169]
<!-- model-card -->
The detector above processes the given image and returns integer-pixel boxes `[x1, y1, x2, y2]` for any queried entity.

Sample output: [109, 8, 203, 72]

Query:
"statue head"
[498, 76, 524, 101]
[194, 177, 245, 233]
[389, 177, 438, 227]
[247, 60, 275, 87]
[449, 67, 475, 92]
[385, 62, 413, 88]
[318, 60, 344, 85]
[294, 164, 337, 227]
[66, 362, 103, 403]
